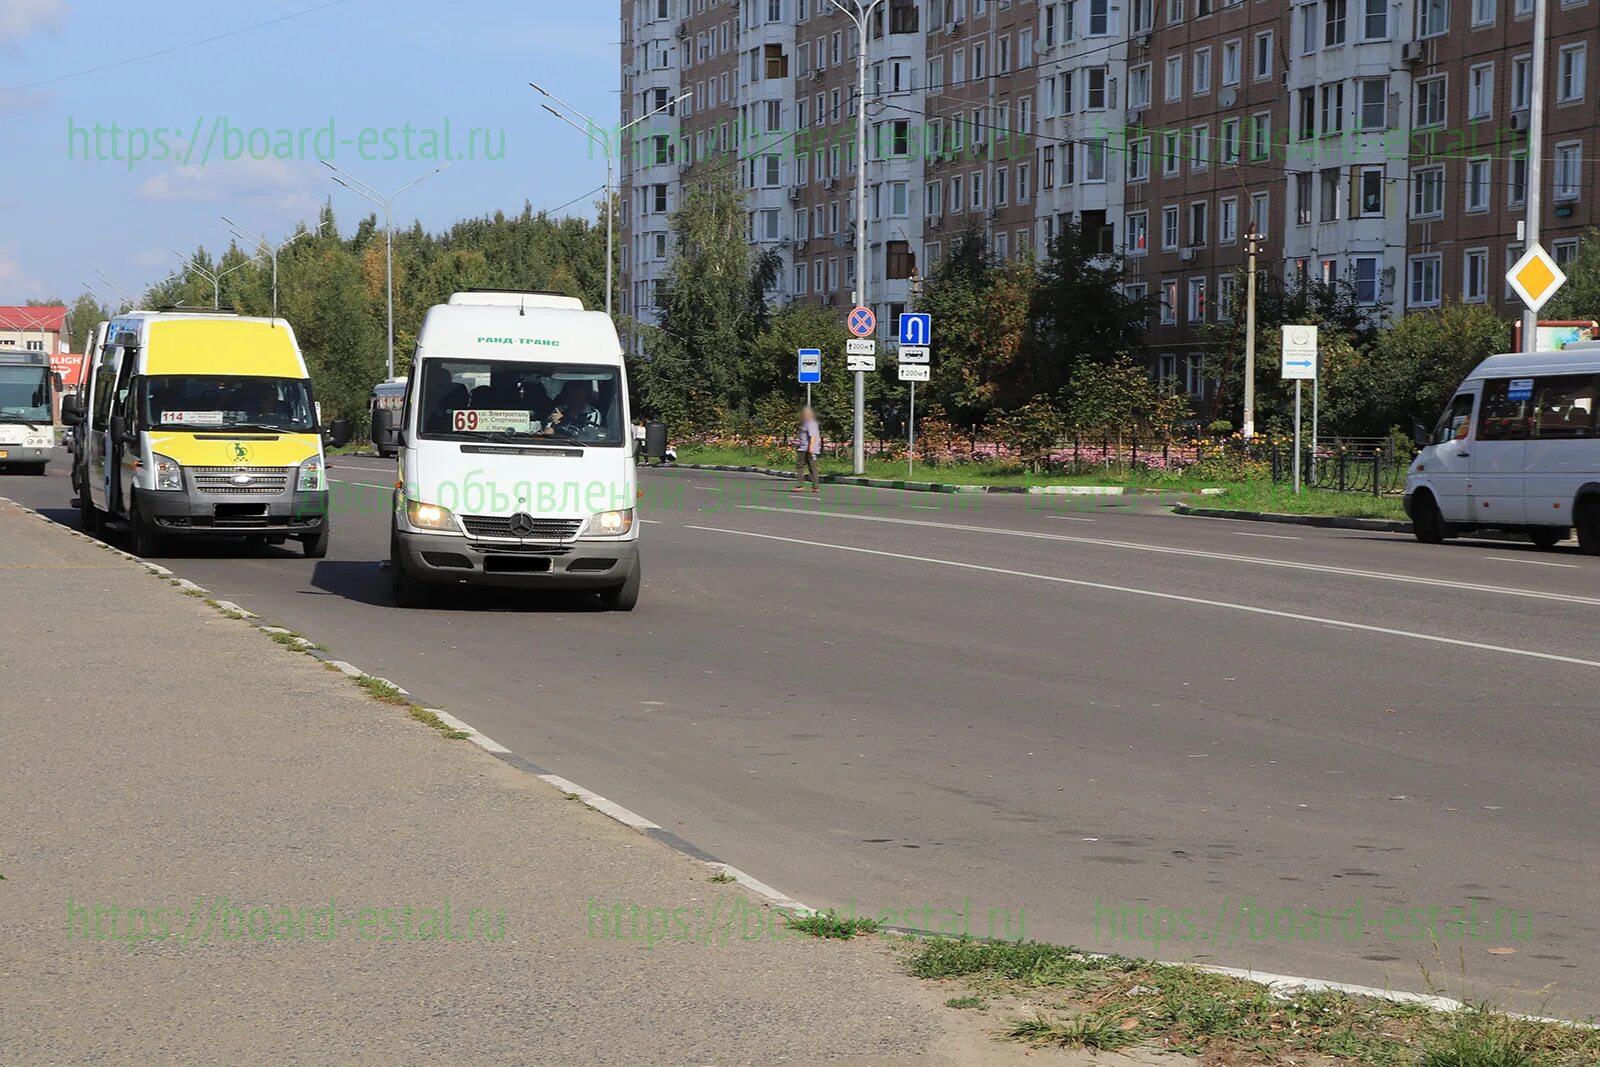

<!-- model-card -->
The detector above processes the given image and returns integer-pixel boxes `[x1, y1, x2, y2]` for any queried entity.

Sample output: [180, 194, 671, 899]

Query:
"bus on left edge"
[0, 347, 58, 475]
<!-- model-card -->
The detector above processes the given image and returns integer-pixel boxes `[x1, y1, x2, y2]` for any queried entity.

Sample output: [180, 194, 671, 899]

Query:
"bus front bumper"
[135, 487, 330, 536]
[396, 530, 638, 589]
[0, 445, 54, 466]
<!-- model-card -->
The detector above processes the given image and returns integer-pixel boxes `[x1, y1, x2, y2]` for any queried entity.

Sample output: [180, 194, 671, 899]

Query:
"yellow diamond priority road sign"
[1506, 244, 1567, 313]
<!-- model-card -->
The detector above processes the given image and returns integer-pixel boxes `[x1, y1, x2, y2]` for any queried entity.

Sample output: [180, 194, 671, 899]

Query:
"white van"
[388, 290, 641, 609]
[1404, 350, 1599, 554]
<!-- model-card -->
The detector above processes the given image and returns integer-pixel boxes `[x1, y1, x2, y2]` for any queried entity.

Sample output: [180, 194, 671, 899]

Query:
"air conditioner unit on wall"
[1401, 41, 1423, 64]
[1179, 248, 1197, 262]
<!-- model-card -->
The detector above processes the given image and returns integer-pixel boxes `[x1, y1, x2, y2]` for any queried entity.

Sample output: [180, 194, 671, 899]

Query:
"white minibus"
[388, 291, 641, 609]
[1404, 350, 1599, 553]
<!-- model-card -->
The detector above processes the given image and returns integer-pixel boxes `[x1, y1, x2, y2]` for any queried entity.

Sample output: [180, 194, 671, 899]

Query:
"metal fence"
[1267, 438, 1413, 496]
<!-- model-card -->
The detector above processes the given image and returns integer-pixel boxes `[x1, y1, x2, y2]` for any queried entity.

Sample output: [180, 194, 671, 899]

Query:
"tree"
[1026, 223, 1150, 397]
[62, 295, 110, 352]
[632, 168, 779, 430]
[919, 225, 1020, 429]
[1545, 228, 1600, 323]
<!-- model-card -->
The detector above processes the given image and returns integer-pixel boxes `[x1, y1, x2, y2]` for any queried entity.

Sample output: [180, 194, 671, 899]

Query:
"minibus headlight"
[406, 500, 459, 532]
[298, 456, 326, 492]
[152, 453, 183, 492]
[586, 508, 634, 537]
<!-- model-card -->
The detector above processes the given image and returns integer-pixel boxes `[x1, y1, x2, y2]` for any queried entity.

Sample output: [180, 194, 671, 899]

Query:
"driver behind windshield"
[550, 380, 602, 433]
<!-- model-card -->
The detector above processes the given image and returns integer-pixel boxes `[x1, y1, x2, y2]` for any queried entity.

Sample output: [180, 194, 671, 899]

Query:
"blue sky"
[0, 0, 617, 316]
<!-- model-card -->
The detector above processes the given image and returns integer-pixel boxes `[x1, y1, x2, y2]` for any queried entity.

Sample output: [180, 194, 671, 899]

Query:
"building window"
[1418, 0, 1449, 37]
[1362, 0, 1389, 37]
[1085, 140, 1107, 181]
[1193, 48, 1212, 94]
[1220, 118, 1240, 163]
[1222, 39, 1241, 86]
[1254, 31, 1273, 79]
[1414, 76, 1447, 128]
[1324, 0, 1348, 45]
[1160, 280, 1178, 325]
[1162, 129, 1182, 174]
[1320, 168, 1342, 222]
[1508, 150, 1528, 206]
[1128, 137, 1151, 181]
[1357, 166, 1385, 216]
[1512, 56, 1532, 111]
[1463, 248, 1489, 302]
[1552, 238, 1580, 267]
[1554, 142, 1583, 200]
[1188, 277, 1208, 322]
[1408, 254, 1442, 307]
[1468, 63, 1494, 119]
[1353, 255, 1382, 304]
[1356, 78, 1387, 130]
[1161, 205, 1180, 249]
[1471, 0, 1495, 25]
[1188, 200, 1209, 246]
[1129, 65, 1153, 108]
[1165, 55, 1183, 101]
[1296, 172, 1313, 225]
[1251, 191, 1270, 238]
[1558, 44, 1587, 103]
[1320, 81, 1345, 134]
[1217, 273, 1238, 318]
[1411, 166, 1445, 218]
[1250, 112, 1272, 159]
[1191, 125, 1210, 171]
[1219, 196, 1238, 243]
[1466, 156, 1491, 212]
[1127, 211, 1150, 254]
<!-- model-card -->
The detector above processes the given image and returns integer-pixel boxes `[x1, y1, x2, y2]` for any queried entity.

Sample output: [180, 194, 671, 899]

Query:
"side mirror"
[1412, 421, 1429, 448]
[109, 414, 133, 445]
[328, 418, 354, 449]
[60, 396, 85, 426]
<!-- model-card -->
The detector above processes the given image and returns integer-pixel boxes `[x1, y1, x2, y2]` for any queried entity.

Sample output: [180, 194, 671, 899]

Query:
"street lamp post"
[531, 82, 690, 320]
[828, 0, 883, 476]
[173, 250, 265, 310]
[94, 271, 138, 312]
[1522, 0, 1549, 353]
[222, 217, 328, 320]
[322, 162, 452, 378]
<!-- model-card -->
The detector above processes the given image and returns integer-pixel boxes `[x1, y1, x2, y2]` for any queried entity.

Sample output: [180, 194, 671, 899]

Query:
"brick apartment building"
[619, 0, 1598, 396]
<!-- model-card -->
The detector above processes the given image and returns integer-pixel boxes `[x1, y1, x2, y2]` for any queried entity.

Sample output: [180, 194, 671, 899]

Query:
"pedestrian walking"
[793, 405, 821, 493]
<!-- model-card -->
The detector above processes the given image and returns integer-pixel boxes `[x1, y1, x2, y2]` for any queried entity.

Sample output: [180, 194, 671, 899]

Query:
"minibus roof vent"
[448, 289, 586, 312]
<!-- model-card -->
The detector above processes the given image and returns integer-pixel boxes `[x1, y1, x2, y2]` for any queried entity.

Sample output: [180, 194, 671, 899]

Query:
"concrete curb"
[666, 462, 1206, 497]
[1173, 503, 1413, 534]
[7, 492, 1591, 1030]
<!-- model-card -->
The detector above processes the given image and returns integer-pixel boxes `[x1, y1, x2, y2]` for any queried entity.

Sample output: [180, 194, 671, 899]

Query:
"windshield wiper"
[0, 416, 43, 430]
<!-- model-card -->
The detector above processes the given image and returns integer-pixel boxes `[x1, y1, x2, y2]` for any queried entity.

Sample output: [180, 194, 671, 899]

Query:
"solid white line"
[330, 478, 395, 491]
[1484, 555, 1579, 569]
[739, 505, 1600, 609]
[689, 524, 1600, 669]
[1045, 514, 1098, 523]
[1235, 531, 1301, 541]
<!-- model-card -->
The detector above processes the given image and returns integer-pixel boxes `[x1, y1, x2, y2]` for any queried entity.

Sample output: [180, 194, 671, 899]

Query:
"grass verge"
[785, 909, 883, 940]
[674, 444, 1410, 520]
[900, 938, 1599, 1065]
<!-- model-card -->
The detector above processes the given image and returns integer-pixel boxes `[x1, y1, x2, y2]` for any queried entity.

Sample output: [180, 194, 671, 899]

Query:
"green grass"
[708, 871, 736, 884]
[784, 909, 883, 940]
[943, 995, 986, 1010]
[675, 443, 1412, 520]
[897, 939, 1600, 1066]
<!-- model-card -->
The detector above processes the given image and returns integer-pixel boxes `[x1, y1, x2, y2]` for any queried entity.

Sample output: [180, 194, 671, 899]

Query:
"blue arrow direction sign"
[1285, 359, 1313, 368]
[798, 348, 822, 384]
[898, 312, 932, 347]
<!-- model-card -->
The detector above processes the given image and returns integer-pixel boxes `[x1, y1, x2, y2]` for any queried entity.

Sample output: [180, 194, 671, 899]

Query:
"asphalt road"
[7, 457, 1598, 1017]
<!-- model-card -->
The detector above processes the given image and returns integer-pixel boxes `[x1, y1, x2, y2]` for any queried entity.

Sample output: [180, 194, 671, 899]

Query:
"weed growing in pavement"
[708, 872, 736, 884]
[785, 910, 882, 940]
[898, 938, 1600, 1065]
[354, 676, 409, 706]
[943, 996, 985, 1010]
[405, 705, 470, 740]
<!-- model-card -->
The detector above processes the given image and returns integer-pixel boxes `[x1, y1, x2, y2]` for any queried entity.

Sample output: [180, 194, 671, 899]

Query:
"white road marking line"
[738, 505, 1600, 608]
[907, 504, 941, 510]
[1045, 514, 1098, 523]
[1484, 555, 1579, 569]
[689, 524, 1600, 670]
[639, 518, 664, 524]
[331, 478, 396, 491]
[1235, 531, 1301, 541]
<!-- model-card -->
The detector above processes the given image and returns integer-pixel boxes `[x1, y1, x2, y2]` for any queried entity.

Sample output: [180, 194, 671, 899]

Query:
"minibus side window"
[1477, 379, 1532, 442]
[1530, 375, 1599, 440]
[1433, 393, 1475, 445]
[91, 347, 119, 432]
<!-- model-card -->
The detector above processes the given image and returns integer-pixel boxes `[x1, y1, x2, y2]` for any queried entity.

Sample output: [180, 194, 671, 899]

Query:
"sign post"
[898, 314, 933, 480]
[1281, 325, 1319, 496]
[847, 306, 877, 474]
[798, 348, 821, 408]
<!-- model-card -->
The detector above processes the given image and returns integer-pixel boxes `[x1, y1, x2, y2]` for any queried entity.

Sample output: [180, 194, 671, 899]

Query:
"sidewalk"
[0, 499, 1127, 1067]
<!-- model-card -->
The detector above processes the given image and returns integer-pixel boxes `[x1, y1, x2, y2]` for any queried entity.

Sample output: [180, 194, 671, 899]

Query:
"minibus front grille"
[193, 466, 290, 495]
[461, 515, 582, 541]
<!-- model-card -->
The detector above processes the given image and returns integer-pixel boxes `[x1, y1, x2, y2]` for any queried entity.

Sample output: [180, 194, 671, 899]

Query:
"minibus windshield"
[139, 375, 316, 433]
[0, 366, 52, 424]
[416, 358, 624, 446]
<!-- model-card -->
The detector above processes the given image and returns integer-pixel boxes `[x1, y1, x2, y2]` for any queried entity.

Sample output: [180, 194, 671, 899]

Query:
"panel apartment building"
[620, 0, 1598, 395]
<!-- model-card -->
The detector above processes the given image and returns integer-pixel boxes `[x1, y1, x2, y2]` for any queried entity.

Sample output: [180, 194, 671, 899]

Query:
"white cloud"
[0, 0, 68, 43]
[135, 156, 317, 216]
